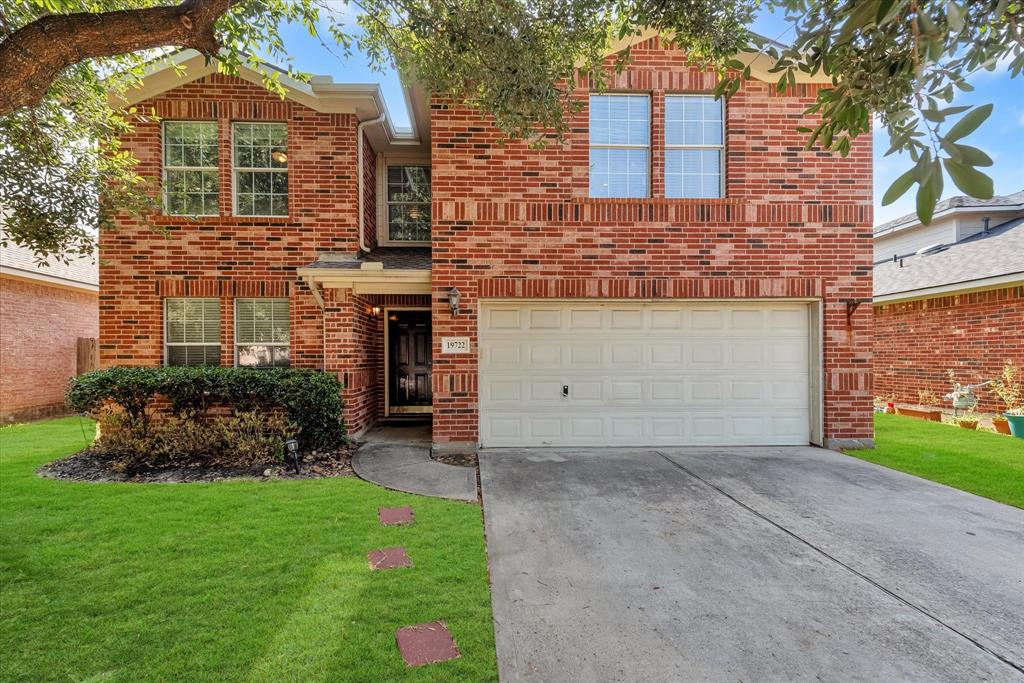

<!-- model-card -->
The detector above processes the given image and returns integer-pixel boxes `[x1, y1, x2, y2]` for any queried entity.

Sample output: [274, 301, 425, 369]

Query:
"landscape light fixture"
[285, 438, 300, 473]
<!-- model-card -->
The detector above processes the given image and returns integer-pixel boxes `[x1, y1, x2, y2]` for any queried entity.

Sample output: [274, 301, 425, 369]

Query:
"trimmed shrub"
[92, 409, 293, 472]
[68, 367, 345, 450]
[65, 367, 163, 430]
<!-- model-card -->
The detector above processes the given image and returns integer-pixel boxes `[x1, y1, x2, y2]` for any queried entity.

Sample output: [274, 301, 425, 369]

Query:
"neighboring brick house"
[104, 36, 874, 451]
[1, 239, 99, 422]
[873, 191, 1024, 412]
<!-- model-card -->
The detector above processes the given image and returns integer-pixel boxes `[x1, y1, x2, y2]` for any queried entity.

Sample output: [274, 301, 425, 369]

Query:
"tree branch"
[0, 0, 240, 117]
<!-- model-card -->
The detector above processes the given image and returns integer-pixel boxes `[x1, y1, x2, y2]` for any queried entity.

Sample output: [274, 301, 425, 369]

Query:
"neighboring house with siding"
[873, 190, 1024, 411]
[101, 35, 874, 452]
[0, 238, 99, 422]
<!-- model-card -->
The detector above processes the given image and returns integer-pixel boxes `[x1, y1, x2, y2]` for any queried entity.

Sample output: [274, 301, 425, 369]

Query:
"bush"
[66, 367, 163, 429]
[92, 409, 293, 472]
[68, 367, 345, 450]
[216, 412, 293, 467]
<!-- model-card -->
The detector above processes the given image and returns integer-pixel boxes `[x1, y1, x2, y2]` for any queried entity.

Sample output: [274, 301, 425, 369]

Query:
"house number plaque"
[441, 337, 471, 354]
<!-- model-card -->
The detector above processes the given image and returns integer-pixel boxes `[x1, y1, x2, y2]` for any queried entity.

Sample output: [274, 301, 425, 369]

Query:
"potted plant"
[990, 362, 1024, 439]
[992, 415, 1012, 435]
[953, 410, 979, 430]
[897, 390, 943, 422]
[873, 394, 896, 414]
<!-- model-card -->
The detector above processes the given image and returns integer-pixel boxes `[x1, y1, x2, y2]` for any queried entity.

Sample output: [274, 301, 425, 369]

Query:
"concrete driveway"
[479, 446, 1024, 682]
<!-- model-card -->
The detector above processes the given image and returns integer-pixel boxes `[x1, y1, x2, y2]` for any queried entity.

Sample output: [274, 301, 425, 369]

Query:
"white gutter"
[357, 113, 387, 253]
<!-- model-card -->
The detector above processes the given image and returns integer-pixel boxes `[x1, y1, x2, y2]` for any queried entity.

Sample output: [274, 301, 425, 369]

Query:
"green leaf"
[954, 144, 994, 167]
[931, 158, 944, 202]
[945, 104, 993, 142]
[916, 175, 937, 225]
[882, 167, 917, 205]
[947, 1, 964, 31]
[839, 0, 881, 41]
[943, 159, 995, 199]
[878, 0, 910, 23]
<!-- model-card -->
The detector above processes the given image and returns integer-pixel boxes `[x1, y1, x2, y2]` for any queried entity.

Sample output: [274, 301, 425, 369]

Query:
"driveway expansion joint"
[651, 450, 1024, 677]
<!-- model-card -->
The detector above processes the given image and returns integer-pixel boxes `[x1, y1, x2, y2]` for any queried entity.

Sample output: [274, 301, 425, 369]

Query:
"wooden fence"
[76, 337, 99, 375]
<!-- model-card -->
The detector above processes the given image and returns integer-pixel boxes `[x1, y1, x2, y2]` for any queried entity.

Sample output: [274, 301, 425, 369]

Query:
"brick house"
[103, 36, 874, 451]
[873, 190, 1024, 412]
[1, 239, 98, 422]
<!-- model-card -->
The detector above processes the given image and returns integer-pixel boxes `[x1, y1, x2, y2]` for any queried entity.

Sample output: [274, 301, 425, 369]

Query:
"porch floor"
[353, 424, 477, 502]
[361, 422, 431, 445]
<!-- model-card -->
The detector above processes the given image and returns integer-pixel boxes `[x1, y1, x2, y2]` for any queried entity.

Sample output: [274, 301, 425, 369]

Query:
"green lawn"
[0, 417, 497, 682]
[847, 413, 1024, 509]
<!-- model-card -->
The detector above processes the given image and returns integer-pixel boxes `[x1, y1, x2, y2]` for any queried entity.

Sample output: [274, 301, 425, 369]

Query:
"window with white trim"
[165, 298, 220, 366]
[665, 95, 724, 198]
[232, 122, 288, 217]
[163, 121, 219, 216]
[235, 299, 290, 368]
[588, 94, 650, 198]
[386, 165, 431, 241]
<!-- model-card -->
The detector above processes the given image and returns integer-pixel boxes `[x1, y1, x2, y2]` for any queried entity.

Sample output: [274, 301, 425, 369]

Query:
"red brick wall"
[362, 135, 378, 249]
[103, 43, 876, 446]
[101, 73, 368, 370]
[873, 286, 1024, 412]
[1, 277, 98, 422]
[101, 74, 382, 431]
[430, 37, 875, 446]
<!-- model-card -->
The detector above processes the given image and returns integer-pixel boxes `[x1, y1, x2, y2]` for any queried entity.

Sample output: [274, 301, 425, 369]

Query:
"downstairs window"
[235, 299, 290, 368]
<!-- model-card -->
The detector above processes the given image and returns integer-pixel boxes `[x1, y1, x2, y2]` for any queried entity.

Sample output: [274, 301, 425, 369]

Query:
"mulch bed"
[38, 446, 356, 484]
[431, 451, 478, 468]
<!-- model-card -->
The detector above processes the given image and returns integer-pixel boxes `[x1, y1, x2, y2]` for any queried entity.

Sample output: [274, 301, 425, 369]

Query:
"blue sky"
[275, 8, 1023, 225]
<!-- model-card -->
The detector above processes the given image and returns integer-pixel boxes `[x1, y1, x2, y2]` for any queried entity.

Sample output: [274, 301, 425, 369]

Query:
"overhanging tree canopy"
[1, 0, 1021, 261]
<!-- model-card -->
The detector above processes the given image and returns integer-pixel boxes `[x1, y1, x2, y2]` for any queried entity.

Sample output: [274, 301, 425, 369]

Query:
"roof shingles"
[0, 237, 98, 288]
[303, 247, 431, 271]
[874, 189, 1024, 235]
[873, 218, 1024, 297]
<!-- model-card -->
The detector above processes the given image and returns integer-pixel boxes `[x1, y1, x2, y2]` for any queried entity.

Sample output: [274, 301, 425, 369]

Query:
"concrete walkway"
[480, 446, 1024, 682]
[352, 424, 477, 502]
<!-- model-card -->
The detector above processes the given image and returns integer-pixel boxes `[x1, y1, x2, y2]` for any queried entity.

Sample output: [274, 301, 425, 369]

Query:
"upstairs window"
[165, 298, 220, 366]
[386, 165, 431, 241]
[589, 94, 650, 198]
[232, 122, 288, 217]
[235, 299, 290, 368]
[665, 95, 724, 198]
[163, 121, 219, 216]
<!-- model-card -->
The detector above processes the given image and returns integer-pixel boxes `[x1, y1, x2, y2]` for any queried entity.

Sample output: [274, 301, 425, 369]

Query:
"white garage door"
[478, 301, 812, 447]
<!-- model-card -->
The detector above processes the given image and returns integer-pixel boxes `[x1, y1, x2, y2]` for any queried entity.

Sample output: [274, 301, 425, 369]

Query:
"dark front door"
[389, 311, 432, 412]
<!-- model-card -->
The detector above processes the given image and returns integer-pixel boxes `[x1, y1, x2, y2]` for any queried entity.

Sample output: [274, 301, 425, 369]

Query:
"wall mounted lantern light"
[370, 306, 382, 318]
[447, 287, 461, 316]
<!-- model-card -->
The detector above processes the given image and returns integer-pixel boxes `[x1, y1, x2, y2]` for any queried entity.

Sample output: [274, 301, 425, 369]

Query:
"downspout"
[357, 113, 387, 253]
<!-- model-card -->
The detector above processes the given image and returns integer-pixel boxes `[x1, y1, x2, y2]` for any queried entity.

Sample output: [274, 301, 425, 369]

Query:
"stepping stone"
[395, 621, 460, 667]
[368, 547, 413, 570]
[379, 506, 415, 526]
